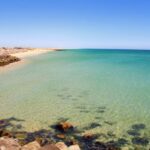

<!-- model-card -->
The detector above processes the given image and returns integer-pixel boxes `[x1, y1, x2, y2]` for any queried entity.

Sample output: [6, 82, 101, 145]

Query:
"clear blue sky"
[0, 0, 150, 49]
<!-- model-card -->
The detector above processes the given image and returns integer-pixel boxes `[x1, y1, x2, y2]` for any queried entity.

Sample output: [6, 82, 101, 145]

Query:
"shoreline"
[0, 118, 121, 150]
[0, 48, 56, 72]
[10, 48, 55, 58]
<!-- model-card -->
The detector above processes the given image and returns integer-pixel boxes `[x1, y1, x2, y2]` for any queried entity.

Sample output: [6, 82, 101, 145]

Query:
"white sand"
[0, 49, 55, 73]
[11, 49, 55, 58]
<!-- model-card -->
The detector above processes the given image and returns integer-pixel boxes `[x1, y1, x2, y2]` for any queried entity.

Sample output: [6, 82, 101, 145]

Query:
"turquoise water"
[0, 49, 150, 148]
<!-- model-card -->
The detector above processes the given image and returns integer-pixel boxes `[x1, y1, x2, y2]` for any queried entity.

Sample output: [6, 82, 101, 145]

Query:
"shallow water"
[0, 49, 150, 148]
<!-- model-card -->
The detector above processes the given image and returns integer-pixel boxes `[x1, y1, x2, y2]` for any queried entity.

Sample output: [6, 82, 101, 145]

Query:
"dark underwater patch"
[107, 131, 116, 138]
[127, 130, 141, 136]
[116, 138, 129, 147]
[132, 137, 149, 146]
[131, 123, 146, 130]
[95, 116, 103, 120]
[96, 110, 105, 113]
[83, 122, 102, 130]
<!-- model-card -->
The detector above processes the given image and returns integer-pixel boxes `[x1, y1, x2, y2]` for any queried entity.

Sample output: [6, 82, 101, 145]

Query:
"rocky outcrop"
[21, 141, 41, 150]
[0, 54, 20, 66]
[39, 144, 60, 150]
[0, 137, 81, 150]
[0, 137, 21, 150]
[68, 145, 80, 150]
[55, 142, 68, 150]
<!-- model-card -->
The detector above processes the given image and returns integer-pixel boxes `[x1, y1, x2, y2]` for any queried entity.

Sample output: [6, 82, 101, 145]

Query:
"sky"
[0, 0, 150, 49]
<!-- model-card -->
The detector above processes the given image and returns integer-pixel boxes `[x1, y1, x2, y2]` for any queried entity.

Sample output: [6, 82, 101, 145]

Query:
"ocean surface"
[0, 49, 150, 148]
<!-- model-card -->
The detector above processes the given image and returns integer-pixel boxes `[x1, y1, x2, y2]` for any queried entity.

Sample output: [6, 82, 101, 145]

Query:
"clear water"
[0, 49, 150, 148]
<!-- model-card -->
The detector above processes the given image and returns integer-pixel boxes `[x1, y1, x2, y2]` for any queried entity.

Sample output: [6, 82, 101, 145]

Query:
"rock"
[68, 145, 80, 150]
[65, 139, 78, 146]
[53, 122, 74, 133]
[35, 137, 51, 146]
[83, 133, 93, 139]
[1, 130, 13, 138]
[82, 133, 97, 141]
[0, 137, 21, 150]
[0, 119, 11, 130]
[21, 141, 41, 150]
[14, 132, 28, 140]
[55, 142, 68, 150]
[0, 55, 20, 66]
[39, 144, 60, 150]
[56, 134, 65, 139]
[13, 132, 28, 146]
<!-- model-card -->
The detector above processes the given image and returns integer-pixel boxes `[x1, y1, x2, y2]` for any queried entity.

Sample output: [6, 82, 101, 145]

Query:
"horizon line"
[0, 46, 150, 51]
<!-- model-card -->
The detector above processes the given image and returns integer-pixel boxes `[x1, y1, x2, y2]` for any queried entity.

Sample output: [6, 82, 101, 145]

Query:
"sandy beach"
[10, 48, 55, 58]
[0, 48, 55, 72]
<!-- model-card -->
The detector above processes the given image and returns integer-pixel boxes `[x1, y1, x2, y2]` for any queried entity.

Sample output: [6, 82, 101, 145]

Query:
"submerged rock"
[52, 122, 74, 133]
[131, 124, 146, 130]
[0, 119, 11, 130]
[83, 141, 120, 150]
[127, 130, 140, 136]
[83, 133, 94, 141]
[83, 122, 101, 130]
[116, 138, 128, 147]
[82, 133, 100, 142]
[132, 137, 149, 146]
